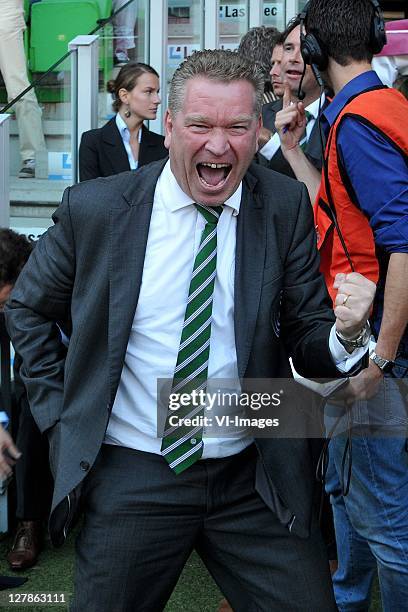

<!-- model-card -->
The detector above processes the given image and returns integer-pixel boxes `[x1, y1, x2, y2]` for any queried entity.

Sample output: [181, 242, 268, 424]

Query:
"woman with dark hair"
[79, 62, 167, 181]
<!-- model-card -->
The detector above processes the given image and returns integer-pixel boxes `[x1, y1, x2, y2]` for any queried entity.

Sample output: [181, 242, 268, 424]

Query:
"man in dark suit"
[258, 16, 326, 178]
[0, 228, 53, 570]
[5, 49, 375, 611]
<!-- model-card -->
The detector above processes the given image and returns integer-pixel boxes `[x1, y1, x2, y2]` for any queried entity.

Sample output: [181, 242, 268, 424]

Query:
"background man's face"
[0, 284, 13, 311]
[164, 77, 261, 206]
[281, 25, 318, 98]
[270, 44, 284, 98]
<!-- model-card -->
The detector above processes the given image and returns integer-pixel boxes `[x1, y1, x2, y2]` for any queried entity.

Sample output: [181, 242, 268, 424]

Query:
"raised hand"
[275, 82, 306, 151]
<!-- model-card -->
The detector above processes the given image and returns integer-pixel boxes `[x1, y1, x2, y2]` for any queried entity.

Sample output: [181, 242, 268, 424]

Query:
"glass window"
[262, 1, 286, 31]
[168, 0, 204, 85]
[99, 0, 149, 125]
[219, 1, 249, 50]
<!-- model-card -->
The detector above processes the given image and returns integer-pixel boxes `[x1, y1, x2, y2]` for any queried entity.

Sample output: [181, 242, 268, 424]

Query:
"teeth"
[200, 163, 230, 169]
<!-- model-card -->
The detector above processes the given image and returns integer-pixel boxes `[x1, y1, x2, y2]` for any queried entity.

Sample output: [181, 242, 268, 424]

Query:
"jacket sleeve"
[280, 184, 339, 379]
[79, 131, 101, 182]
[4, 188, 75, 433]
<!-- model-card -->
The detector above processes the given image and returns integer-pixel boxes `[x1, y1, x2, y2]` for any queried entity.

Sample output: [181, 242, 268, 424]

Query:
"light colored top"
[0, 0, 26, 36]
[104, 160, 366, 458]
[260, 94, 325, 161]
[115, 113, 142, 171]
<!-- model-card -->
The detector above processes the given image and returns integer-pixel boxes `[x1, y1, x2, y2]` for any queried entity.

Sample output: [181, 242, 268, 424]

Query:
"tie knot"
[305, 110, 313, 123]
[195, 204, 224, 225]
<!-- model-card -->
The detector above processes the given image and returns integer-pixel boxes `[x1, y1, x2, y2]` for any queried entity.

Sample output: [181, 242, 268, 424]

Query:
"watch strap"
[369, 351, 395, 373]
[336, 321, 371, 353]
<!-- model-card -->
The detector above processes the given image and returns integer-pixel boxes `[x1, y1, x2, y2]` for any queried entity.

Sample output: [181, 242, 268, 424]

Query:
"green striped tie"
[161, 204, 223, 474]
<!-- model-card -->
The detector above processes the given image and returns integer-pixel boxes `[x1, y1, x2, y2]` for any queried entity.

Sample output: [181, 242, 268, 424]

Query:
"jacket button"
[80, 461, 90, 471]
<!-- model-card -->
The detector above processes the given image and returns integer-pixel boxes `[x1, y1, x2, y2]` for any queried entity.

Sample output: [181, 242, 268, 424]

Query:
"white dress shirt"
[104, 160, 366, 458]
[260, 94, 325, 161]
[115, 113, 142, 170]
[105, 160, 249, 458]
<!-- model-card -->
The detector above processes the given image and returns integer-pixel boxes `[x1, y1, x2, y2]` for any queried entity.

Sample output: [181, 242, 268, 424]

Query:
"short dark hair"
[306, 0, 376, 66]
[0, 229, 32, 288]
[107, 62, 160, 113]
[275, 32, 285, 46]
[281, 15, 302, 45]
[238, 26, 281, 87]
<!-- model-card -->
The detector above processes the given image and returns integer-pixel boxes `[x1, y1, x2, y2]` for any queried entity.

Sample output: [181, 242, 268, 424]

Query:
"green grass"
[0, 530, 222, 612]
[0, 529, 382, 611]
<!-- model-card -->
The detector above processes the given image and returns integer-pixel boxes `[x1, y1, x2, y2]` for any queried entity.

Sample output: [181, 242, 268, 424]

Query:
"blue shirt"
[322, 71, 408, 355]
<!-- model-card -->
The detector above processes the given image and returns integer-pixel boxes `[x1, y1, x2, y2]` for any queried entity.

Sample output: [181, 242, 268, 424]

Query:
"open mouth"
[196, 162, 232, 188]
[286, 69, 303, 79]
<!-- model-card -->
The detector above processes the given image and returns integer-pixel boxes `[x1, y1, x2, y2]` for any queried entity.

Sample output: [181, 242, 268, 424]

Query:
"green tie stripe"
[163, 404, 204, 437]
[161, 204, 223, 473]
[176, 326, 212, 369]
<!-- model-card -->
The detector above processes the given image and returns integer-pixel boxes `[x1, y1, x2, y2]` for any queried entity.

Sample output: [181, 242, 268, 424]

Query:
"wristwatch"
[335, 322, 371, 353]
[369, 351, 395, 373]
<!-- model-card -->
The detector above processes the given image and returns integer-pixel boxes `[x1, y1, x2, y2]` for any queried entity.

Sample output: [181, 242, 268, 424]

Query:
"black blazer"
[79, 117, 168, 181]
[6, 159, 344, 546]
[259, 98, 326, 178]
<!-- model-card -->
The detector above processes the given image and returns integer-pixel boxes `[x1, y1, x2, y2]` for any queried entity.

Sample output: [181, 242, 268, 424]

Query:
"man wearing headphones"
[277, 1, 408, 610]
[258, 17, 325, 178]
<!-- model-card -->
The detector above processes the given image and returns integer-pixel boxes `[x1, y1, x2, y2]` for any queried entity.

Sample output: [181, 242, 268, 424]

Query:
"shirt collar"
[116, 113, 143, 145]
[322, 70, 383, 129]
[115, 112, 129, 137]
[305, 93, 325, 120]
[158, 160, 241, 216]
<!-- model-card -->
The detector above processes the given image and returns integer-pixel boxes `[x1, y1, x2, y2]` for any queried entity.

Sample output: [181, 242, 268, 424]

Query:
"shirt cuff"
[0, 412, 9, 428]
[329, 325, 370, 373]
[259, 132, 281, 161]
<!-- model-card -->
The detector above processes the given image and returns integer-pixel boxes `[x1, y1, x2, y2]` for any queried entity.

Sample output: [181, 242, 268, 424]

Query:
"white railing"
[0, 114, 11, 228]
[69, 35, 99, 184]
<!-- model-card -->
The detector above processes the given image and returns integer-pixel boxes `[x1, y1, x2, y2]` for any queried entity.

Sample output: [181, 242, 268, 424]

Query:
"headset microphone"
[297, 62, 307, 100]
[311, 64, 324, 88]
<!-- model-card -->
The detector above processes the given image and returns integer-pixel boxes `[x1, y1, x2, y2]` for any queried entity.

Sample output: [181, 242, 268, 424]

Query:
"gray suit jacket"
[260, 99, 326, 178]
[5, 159, 340, 545]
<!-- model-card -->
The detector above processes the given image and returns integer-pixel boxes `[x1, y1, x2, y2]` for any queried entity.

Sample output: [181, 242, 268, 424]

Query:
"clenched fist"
[334, 272, 376, 339]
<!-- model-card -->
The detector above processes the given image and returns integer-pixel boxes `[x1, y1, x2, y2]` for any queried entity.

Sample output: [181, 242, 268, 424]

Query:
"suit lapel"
[139, 126, 155, 166]
[108, 159, 167, 402]
[305, 119, 325, 163]
[305, 98, 330, 163]
[234, 171, 267, 378]
[261, 98, 282, 133]
[102, 118, 131, 175]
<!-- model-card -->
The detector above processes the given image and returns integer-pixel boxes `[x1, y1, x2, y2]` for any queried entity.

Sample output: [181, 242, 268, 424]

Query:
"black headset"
[299, 0, 387, 72]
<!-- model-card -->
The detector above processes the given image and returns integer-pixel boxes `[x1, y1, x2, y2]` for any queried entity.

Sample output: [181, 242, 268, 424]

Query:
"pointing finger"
[282, 82, 292, 109]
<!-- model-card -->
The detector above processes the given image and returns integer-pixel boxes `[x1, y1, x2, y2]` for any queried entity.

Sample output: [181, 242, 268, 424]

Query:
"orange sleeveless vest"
[314, 87, 408, 305]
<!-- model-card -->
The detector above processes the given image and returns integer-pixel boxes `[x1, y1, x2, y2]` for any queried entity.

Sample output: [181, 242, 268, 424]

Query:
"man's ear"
[164, 109, 172, 150]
